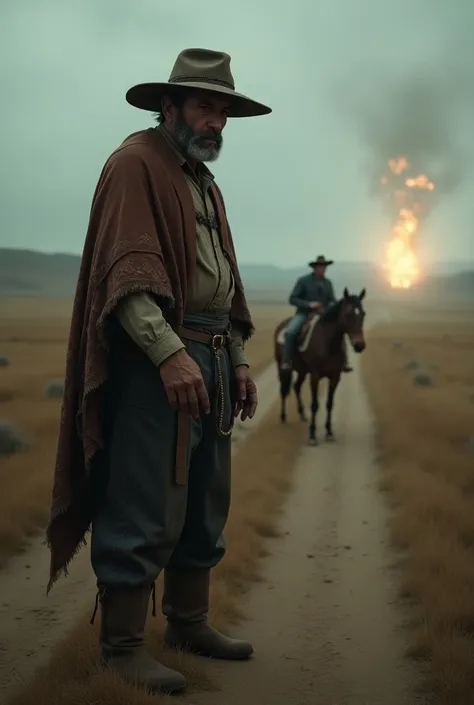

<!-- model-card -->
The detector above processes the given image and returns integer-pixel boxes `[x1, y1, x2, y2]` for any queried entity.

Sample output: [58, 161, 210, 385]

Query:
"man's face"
[313, 265, 326, 278]
[164, 89, 230, 162]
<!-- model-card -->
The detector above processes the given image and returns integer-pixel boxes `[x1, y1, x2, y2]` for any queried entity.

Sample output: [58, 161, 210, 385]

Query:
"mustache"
[194, 130, 222, 144]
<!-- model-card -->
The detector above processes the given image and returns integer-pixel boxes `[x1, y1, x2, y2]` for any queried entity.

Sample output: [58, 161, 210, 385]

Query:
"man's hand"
[160, 349, 210, 419]
[309, 301, 322, 310]
[234, 365, 258, 421]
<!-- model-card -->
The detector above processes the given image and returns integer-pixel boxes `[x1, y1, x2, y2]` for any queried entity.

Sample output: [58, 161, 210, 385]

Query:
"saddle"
[277, 313, 321, 354]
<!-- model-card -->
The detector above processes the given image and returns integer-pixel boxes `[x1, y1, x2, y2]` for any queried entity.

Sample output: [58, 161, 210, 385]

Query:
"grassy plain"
[362, 303, 474, 704]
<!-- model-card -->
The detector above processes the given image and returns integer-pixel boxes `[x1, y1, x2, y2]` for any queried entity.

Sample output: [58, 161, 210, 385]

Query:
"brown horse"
[274, 288, 367, 444]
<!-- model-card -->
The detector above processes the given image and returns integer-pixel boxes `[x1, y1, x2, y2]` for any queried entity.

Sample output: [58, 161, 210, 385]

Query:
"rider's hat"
[309, 255, 334, 267]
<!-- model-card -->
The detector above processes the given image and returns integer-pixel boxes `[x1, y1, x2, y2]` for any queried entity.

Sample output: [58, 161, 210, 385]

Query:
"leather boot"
[163, 568, 253, 660]
[98, 584, 187, 693]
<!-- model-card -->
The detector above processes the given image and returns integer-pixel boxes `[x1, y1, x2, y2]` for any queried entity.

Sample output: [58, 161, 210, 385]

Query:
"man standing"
[280, 255, 352, 371]
[46, 48, 271, 694]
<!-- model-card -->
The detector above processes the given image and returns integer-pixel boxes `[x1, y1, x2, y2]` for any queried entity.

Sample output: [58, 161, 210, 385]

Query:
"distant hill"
[0, 247, 381, 300]
[0, 247, 472, 303]
[0, 249, 82, 297]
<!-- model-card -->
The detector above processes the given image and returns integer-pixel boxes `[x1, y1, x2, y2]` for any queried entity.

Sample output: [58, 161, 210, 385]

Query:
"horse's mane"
[319, 294, 362, 324]
[319, 298, 343, 323]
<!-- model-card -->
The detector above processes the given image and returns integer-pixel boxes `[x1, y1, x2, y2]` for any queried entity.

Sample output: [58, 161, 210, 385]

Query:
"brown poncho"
[46, 128, 253, 591]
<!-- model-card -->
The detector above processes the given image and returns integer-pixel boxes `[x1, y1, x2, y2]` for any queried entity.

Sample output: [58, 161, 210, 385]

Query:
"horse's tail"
[279, 367, 292, 397]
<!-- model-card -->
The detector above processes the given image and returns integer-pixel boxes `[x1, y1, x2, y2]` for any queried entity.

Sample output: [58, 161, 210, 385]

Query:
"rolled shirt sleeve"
[115, 292, 185, 367]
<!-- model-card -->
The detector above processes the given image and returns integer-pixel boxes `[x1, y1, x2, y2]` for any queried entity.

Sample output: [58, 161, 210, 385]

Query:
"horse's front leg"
[309, 373, 320, 444]
[325, 375, 340, 441]
[279, 367, 292, 423]
[293, 371, 307, 422]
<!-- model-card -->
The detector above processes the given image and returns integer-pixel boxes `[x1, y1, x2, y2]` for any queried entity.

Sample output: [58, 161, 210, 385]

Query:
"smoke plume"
[332, 14, 474, 287]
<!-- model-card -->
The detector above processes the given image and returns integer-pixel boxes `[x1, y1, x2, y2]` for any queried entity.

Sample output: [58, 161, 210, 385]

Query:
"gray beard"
[173, 114, 223, 163]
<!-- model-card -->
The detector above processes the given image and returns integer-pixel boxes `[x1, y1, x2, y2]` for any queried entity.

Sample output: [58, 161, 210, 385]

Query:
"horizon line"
[0, 245, 471, 268]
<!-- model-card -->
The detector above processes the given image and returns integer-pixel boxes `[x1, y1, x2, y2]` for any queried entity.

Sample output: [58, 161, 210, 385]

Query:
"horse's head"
[340, 287, 367, 353]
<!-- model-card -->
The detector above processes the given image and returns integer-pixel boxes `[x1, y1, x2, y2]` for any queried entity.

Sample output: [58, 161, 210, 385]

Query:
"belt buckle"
[212, 334, 224, 350]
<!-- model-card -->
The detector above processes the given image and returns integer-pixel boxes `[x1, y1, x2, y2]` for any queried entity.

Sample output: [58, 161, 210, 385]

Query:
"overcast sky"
[1, 0, 473, 268]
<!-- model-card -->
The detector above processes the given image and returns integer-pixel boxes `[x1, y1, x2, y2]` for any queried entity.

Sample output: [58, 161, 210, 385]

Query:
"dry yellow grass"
[0, 297, 289, 566]
[7, 393, 305, 705]
[362, 311, 474, 704]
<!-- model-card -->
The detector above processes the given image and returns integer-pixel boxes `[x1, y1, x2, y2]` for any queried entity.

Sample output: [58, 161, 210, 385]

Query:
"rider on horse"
[280, 255, 353, 373]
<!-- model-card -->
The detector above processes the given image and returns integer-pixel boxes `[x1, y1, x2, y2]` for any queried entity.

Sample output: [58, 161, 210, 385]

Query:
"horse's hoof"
[300, 415, 307, 423]
[326, 434, 335, 443]
[308, 437, 318, 446]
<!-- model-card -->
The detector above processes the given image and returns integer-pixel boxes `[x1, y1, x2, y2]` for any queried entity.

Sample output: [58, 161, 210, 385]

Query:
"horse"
[274, 288, 367, 444]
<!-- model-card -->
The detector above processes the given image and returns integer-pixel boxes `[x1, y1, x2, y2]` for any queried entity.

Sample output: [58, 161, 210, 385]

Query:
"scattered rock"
[392, 341, 403, 349]
[0, 420, 31, 456]
[45, 379, 65, 398]
[0, 356, 9, 367]
[413, 370, 434, 387]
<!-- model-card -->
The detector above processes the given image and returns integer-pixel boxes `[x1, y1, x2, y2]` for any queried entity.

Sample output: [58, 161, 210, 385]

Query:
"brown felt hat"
[126, 48, 272, 118]
[309, 255, 334, 267]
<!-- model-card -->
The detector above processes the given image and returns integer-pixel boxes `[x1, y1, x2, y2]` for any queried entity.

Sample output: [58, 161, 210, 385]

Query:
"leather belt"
[178, 326, 231, 348]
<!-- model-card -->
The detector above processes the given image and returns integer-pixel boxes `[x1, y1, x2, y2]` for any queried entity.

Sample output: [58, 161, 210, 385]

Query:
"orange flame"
[405, 175, 435, 190]
[381, 157, 435, 289]
[388, 156, 409, 175]
[384, 209, 420, 288]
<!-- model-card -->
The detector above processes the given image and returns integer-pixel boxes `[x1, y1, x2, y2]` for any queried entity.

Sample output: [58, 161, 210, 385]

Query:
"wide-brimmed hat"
[309, 255, 334, 267]
[126, 48, 272, 118]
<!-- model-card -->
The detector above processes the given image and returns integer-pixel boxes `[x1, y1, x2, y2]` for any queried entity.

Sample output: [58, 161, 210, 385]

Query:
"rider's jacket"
[288, 274, 336, 315]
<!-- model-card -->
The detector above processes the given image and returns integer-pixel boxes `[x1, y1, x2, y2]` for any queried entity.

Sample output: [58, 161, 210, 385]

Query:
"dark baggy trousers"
[90, 316, 235, 588]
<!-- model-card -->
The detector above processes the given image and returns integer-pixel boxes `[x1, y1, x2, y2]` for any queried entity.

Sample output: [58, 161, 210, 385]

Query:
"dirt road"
[191, 322, 426, 704]
[0, 364, 278, 700]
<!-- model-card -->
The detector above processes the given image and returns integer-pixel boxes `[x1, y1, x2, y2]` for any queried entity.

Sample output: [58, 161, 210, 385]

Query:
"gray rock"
[413, 370, 434, 387]
[0, 356, 10, 367]
[45, 379, 65, 398]
[0, 420, 31, 456]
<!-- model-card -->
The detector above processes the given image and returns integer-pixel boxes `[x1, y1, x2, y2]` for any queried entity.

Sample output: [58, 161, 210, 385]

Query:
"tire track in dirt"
[0, 364, 278, 701]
